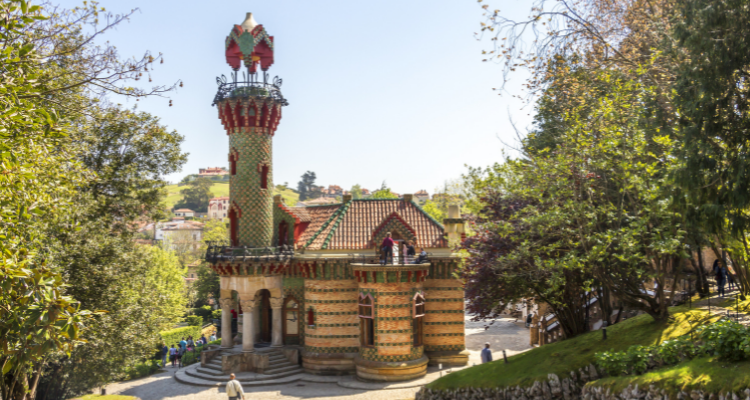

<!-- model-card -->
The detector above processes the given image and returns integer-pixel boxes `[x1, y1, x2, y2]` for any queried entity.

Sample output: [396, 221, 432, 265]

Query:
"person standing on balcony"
[381, 232, 394, 265]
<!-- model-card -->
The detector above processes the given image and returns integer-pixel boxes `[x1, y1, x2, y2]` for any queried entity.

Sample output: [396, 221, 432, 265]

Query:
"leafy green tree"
[371, 182, 399, 199]
[193, 220, 228, 305]
[350, 184, 363, 199]
[175, 177, 213, 212]
[421, 200, 444, 221]
[75, 106, 187, 227]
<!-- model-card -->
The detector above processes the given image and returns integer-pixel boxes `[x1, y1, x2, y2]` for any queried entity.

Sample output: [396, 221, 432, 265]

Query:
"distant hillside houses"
[199, 166, 229, 176]
[138, 217, 204, 248]
[208, 197, 230, 219]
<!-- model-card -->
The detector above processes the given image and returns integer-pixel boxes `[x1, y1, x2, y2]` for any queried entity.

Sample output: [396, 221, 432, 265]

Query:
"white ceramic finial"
[241, 12, 258, 32]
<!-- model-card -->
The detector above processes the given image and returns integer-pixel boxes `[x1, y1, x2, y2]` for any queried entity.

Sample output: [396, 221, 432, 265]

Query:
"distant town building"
[322, 185, 344, 198]
[208, 197, 230, 219]
[174, 208, 195, 218]
[414, 190, 430, 203]
[138, 217, 204, 248]
[185, 262, 200, 282]
[297, 197, 340, 207]
[199, 167, 229, 177]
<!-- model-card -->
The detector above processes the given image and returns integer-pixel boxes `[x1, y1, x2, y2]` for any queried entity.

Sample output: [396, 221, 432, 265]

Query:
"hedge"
[160, 326, 202, 347]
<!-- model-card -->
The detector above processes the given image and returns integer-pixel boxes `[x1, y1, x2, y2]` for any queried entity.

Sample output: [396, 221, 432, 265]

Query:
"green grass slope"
[587, 356, 750, 396]
[163, 182, 299, 210]
[429, 305, 716, 390]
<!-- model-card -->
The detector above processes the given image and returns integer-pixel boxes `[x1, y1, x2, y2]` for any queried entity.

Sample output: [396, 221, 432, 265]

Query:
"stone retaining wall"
[415, 364, 750, 400]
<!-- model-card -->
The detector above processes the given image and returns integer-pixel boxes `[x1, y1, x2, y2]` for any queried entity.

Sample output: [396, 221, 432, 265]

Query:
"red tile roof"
[295, 205, 340, 246]
[300, 199, 446, 250]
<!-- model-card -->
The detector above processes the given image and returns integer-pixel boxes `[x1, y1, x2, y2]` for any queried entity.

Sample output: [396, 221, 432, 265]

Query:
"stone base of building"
[425, 350, 470, 367]
[301, 352, 357, 375]
[354, 355, 429, 382]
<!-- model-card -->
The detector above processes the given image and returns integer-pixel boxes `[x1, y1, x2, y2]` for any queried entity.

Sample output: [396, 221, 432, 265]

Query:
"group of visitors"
[713, 259, 737, 298]
[160, 332, 218, 368]
[380, 233, 428, 265]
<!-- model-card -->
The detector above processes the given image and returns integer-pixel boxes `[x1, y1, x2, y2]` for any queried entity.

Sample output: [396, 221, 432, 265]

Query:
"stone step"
[202, 364, 223, 372]
[264, 364, 303, 375]
[195, 367, 225, 376]
[185, 368, 290, 382]
[176, 368, 306, 387]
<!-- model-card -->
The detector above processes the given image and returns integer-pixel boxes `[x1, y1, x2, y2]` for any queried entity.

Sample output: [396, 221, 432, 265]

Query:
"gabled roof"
[300, 199, 446, 250]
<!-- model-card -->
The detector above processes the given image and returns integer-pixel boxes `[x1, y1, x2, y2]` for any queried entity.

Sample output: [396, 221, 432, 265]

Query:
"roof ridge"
[321, 201, 352, 249]
[303, 203, 343, 208]
[408, 200, 444, 230]
[302, 203, 345, 249]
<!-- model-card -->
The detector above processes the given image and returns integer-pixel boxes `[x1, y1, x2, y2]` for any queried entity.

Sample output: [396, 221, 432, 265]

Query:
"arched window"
[359, 294, 374, 346]
[413, 293, 425, 347]
[307, 307, 315, 327]
[229, 154, 237, 176]
[260, 165, 269, 189]
[229, 208, 238, 246]
[278, 221, 289, 247]
[283, 296, 300, 345]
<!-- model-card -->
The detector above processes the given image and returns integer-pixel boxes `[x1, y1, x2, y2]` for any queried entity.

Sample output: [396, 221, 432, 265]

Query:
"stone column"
[240, 297, 258, 353]
[219, 298, 234, 349]
[270, 297, 284, 348]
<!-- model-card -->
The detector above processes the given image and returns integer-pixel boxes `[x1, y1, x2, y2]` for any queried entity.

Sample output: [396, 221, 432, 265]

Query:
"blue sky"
[55, 0, 534, 194]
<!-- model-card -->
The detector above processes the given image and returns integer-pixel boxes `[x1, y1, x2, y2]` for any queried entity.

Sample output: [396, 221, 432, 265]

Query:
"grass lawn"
[587, 356, 750, 396]
[163, 182, 299, 210]
[428, 305, 718, 390]
[70, 395, 136, 400]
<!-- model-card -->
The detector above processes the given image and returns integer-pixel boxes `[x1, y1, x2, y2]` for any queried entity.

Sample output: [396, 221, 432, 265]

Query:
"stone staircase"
[176, 348, 305, 387]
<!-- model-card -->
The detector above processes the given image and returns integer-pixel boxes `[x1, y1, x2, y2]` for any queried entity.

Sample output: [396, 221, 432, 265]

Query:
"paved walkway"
[106, 313, 532, 400]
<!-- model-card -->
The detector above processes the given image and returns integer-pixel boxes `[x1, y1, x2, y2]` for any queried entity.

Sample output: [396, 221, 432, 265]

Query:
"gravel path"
[105, 313, 532, 400]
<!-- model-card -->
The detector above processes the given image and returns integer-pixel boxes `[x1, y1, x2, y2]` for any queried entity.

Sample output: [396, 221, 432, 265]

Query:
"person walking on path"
[187, 336, 194, 349]
[161, 343, 168, 368]
[727, 269, 736, 291]
[177, 344, 185, 368]
[169, 345, 177, 367]
[200, 334, 208, 345]
[381, 232, 394, 265]
[716, 261, 727, 298]
[226, 373, 245, 400]
[481, 343, 493, 364]
[179, 337, 187, 351]
[210, 332, 217, 342]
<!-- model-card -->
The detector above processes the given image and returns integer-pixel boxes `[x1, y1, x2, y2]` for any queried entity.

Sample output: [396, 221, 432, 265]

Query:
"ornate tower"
[214, 13, 288, 247]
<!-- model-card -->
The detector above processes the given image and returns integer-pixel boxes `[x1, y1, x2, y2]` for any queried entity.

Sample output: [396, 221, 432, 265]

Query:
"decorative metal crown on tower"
[213, 13, 288, 106]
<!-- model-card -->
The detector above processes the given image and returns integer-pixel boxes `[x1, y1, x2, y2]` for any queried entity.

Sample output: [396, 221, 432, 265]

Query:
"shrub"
[595, 351, 629, 377]
[160, 325, 202, 347]
[625, 345, 652, 375]
[696, 319, 750, 361]
[125, 360, 160, 380]
[194, 305, 213, 322]
[212, 309, 222, 319]
[655, 336, 696, 365]
[186, 315, 203, 326]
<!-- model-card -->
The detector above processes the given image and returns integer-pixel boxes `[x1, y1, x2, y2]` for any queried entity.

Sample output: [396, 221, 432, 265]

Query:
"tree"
[175, 177, 213, 212]
[350, 184, 363, 199]
[421, 200, 444, 222]
[193, 220, 228, 306]
[371, 182, 399, 199]
[297, 171, 317, 201]
[74, 106, 187, 228]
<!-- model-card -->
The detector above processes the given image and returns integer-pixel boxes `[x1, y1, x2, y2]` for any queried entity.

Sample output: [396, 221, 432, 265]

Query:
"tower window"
[413, 293, 425, 347]
[307, 307, 315, 327]
[229, 208, 238, 246]
[261, 165, 269, 189]
[230, 154, 237, 176]
[359, 294, 374, 347]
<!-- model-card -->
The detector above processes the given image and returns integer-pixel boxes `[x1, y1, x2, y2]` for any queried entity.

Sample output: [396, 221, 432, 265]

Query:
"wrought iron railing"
[348, 251, 432, 266]
[212, 71, 288, 106]
[204, 241, 295, 263]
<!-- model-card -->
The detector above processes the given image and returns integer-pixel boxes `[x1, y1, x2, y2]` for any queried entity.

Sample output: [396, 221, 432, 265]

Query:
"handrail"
[212, 73, 288, 106]
[204, 242, 295, 263]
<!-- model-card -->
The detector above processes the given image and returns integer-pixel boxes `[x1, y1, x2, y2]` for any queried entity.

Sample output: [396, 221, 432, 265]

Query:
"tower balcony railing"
[212, 71, 288, 106]
[204, 241, 295, 263]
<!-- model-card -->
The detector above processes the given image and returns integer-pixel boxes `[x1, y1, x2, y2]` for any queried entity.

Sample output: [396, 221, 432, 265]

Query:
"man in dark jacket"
[381, 232, 394, 265]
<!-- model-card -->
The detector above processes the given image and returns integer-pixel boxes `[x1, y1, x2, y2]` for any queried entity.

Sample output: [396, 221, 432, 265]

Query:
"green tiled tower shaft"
[230, 127, 273, 247]
[217, 97, 283, 247]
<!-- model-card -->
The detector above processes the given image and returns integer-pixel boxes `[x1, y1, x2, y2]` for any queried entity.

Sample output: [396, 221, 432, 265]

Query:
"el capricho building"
[206, 13, 468, 382]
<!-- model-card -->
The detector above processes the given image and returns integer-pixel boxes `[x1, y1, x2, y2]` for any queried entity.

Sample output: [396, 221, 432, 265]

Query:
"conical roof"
[240, 12, 258, 32]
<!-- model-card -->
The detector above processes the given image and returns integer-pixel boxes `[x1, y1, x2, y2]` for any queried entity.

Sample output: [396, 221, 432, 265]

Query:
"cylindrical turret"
[214, 13, 287, 247]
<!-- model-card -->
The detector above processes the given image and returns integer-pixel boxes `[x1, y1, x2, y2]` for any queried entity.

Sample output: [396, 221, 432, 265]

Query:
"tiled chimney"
[403, 194, 413, 203]
[343, 194, 352, 203]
